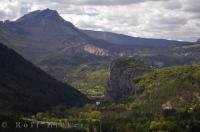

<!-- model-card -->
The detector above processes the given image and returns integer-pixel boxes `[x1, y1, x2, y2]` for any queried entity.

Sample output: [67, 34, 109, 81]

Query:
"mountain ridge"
[0, 42, 88, 114]
[83, 29, 192, 47]
[0, 8, 200, 96]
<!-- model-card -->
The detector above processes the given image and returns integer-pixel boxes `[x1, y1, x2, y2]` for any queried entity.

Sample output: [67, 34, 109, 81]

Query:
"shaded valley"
[0, 8, 200, 132]
[0, 42, 87, 114]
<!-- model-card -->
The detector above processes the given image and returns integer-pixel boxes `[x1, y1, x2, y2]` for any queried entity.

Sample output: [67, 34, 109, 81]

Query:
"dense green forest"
[32, 62, 200, 132]
[1, 58, 199, 131]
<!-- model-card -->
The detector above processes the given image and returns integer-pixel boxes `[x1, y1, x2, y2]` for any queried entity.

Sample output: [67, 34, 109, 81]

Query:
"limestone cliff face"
[83, 44, 110, 57]
[106, 57, 150, 102]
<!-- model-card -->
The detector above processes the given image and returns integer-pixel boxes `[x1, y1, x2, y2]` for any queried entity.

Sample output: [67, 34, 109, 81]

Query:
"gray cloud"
[79, 0, 146, 5]
[0, 11, 7, 20]
[23, 0, 169, 6]
[182, 0, 200, 12]
[76, 0, 170, 6]
[0, 0, 22, 21]
[156, 17, 187, 26]
[163, 0, 182, 10]
[0, 0, 199, 41]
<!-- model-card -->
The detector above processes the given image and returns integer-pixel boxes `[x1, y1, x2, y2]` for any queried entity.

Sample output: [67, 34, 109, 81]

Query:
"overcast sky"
[0, 0, 199, 42]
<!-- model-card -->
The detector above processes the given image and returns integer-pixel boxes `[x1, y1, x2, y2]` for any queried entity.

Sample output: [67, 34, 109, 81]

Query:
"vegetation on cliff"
[106, 57, 151, 101]
[136, 64, 200, 113]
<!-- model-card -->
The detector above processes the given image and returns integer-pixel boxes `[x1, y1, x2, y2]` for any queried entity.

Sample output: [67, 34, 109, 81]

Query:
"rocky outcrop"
[106, 57, 150, 102]
[83, 44, 110, 57]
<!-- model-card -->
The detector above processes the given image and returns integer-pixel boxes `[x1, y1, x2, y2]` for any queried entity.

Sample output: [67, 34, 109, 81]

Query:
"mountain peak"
[39, 8, 59, 17]
[43, 8, 58, 13]
[15, 8, 65, 25]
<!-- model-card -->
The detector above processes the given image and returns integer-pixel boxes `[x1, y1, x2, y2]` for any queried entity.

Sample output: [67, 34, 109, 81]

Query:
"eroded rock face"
[83, 44, 110, 57]
[106, 57, 150, 102]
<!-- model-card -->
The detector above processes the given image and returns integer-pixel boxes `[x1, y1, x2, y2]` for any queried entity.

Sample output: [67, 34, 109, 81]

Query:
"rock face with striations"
[106, 57, 150, 102]
[83, 44, 110, 57]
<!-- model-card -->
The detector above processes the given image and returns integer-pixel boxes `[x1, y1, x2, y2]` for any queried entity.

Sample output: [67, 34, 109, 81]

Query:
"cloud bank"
[0, 0, 199, 41]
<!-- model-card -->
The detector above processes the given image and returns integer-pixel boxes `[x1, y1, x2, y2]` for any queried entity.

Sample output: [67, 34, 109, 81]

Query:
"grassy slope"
[135, 64, 200, 113]
[38, 50, 110, 96]
[69, 65, 109, 96]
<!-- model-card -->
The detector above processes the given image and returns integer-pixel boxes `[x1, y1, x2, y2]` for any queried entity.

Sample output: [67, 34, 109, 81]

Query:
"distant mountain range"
[0, 42, 87, 114]
[83, 30, 190, 47]
[0, 8, 194, 60]
[0, 8, 200, 96]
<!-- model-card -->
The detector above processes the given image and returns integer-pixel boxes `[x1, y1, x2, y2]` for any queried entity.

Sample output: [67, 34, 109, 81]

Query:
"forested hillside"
[0, 42, 88, 114]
